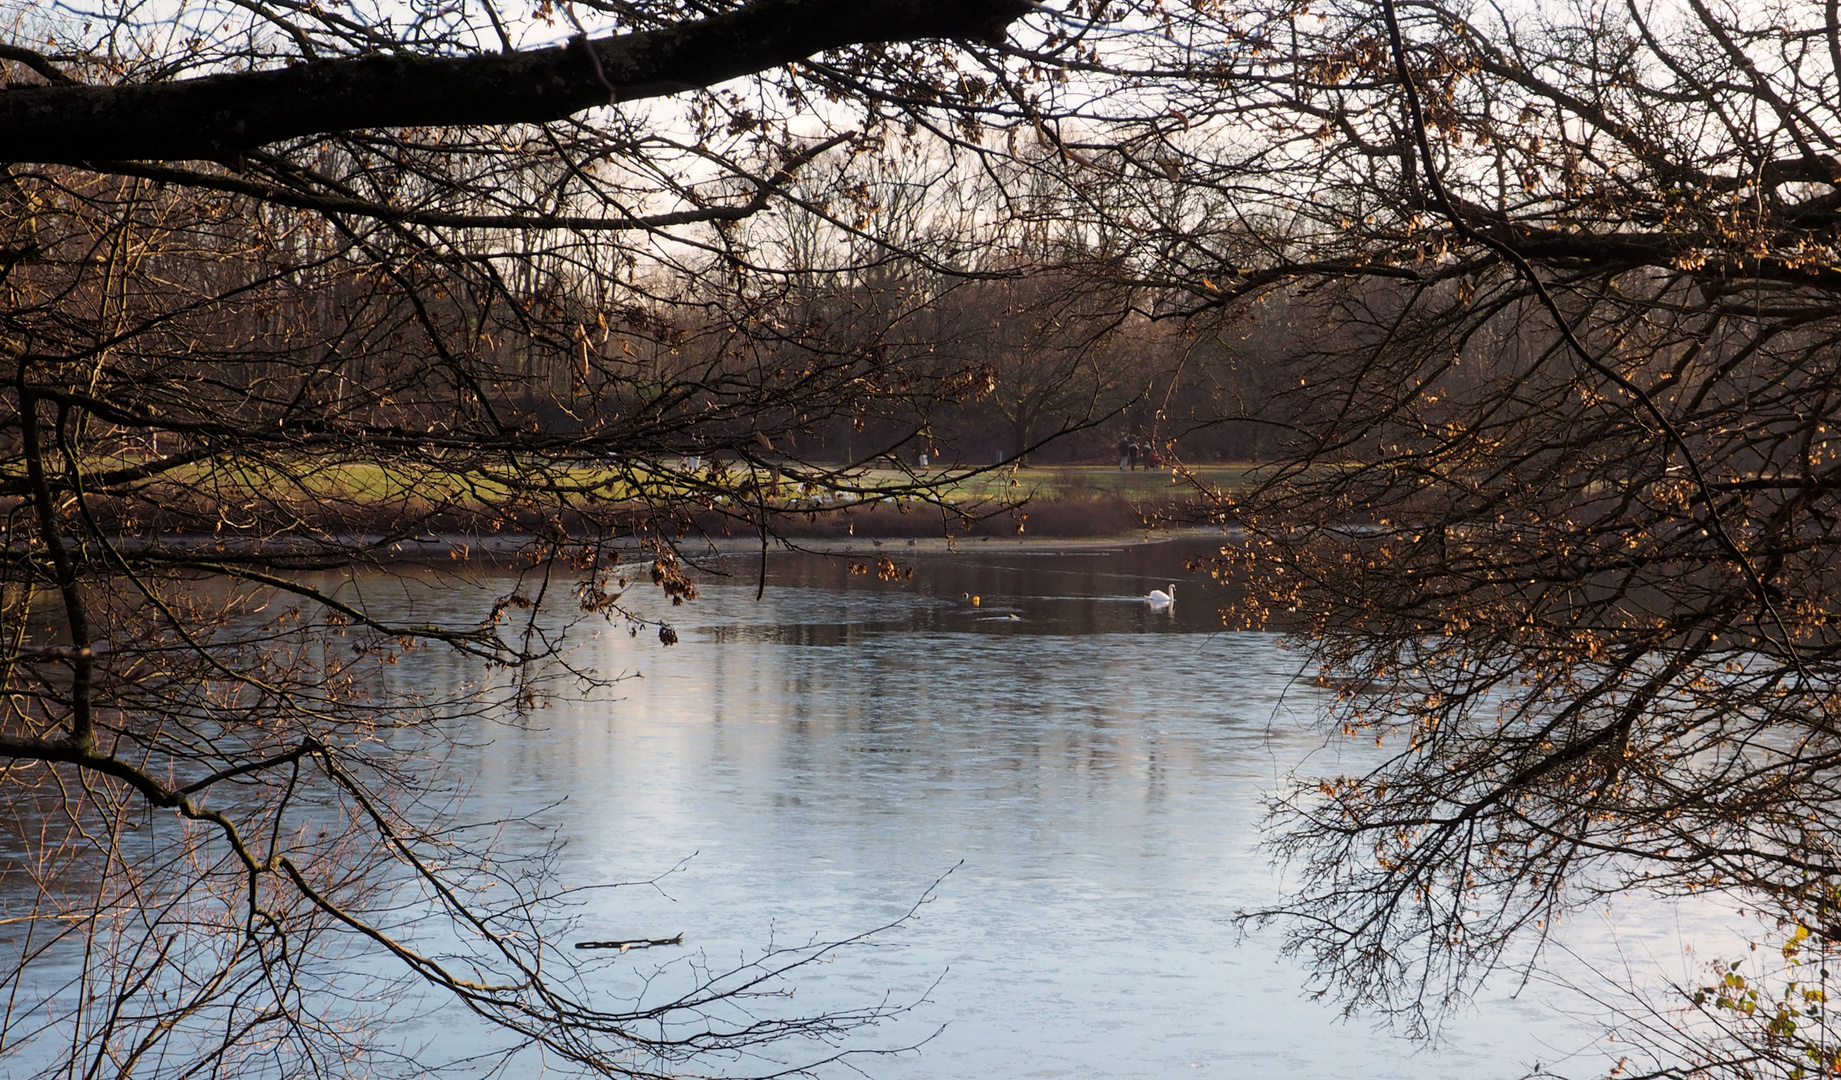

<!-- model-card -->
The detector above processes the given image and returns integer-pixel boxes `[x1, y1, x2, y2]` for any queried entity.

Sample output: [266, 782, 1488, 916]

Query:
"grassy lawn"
[130, 458, 1263, 514]
[902, 464, 1263, 502]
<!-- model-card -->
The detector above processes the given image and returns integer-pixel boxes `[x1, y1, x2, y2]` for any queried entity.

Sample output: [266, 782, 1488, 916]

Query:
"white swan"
[1147, 584, 1176, 608]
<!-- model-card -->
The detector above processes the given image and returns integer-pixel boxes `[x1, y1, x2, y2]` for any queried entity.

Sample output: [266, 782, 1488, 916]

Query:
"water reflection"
[7, 535, 1726, 1078]
[434, 537, 1618, 1079]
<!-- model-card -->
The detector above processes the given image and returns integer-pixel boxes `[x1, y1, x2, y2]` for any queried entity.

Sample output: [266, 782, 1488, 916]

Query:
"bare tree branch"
[0, 0, 1032, 165]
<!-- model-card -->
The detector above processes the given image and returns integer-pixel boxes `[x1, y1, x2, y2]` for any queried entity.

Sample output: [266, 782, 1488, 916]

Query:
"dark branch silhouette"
[0, 0, 1032, 164]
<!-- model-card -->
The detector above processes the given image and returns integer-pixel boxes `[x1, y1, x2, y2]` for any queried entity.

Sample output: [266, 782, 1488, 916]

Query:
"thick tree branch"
[0, 0, 1033, 165]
